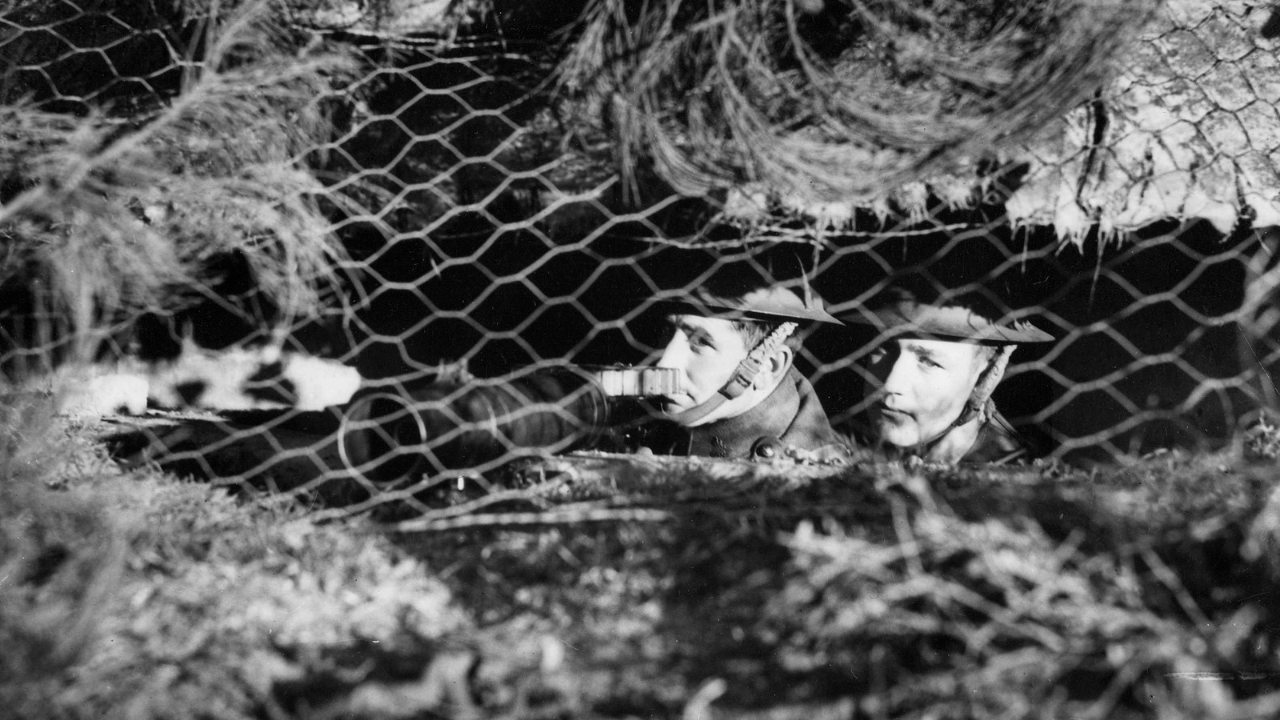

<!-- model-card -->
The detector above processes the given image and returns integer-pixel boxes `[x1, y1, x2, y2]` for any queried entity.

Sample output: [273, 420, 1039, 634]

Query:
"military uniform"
[959, 403, 1047, 464]
[634, 367, 849, 461]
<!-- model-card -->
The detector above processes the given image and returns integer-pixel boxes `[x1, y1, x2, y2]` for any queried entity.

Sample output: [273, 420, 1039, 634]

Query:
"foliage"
[1, 413, 469, 719]
[391, 451, 1280, 719]
[556, 0, 1153, 206]
[8, 416, 1280, 719]
[0, 397, 123, 690]
[0, 0, 362, 367]
[1244, 413, 1280, 461]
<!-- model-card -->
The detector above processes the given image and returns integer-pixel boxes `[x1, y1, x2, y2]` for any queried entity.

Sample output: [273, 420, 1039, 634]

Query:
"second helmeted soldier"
[843, 285, 1055, 464]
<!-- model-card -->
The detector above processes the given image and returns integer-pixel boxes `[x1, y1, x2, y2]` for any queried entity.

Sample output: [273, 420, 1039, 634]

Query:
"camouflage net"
[1, 0, 1279, 486]
[555, 0, 1152, 204]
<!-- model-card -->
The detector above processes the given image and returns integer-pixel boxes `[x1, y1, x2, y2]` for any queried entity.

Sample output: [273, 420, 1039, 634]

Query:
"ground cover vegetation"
[6, 397, 1280, 719]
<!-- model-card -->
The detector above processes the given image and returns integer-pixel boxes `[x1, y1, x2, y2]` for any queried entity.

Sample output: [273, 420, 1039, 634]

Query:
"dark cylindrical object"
[340, 368, 611, 483]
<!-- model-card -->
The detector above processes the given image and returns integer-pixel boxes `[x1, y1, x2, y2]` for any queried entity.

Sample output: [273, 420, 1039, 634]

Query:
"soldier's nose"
[660, 340, 691, 368]
[881, 358, 911, 394]
[655, 334, 688, 370]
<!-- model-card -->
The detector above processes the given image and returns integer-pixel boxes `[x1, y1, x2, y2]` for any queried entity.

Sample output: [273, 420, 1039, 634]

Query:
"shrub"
[0, 397, 123, 690]
[0, 0, 362, 372]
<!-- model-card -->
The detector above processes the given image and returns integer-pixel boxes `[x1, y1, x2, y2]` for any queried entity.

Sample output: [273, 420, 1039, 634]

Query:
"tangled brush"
[0, 0, 362, 368]
[392, 454, 1280, 719]
[0, 398, 124, 689]
[557, 0, 1153, 206]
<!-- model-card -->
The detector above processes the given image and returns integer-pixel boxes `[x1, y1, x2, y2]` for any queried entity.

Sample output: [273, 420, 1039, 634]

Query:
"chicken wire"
[1, 0, 1279, 507]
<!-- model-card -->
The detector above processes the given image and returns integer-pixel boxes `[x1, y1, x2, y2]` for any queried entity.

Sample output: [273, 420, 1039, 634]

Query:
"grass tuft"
[556, 0, 1154, 206]
[0, 396, 123, 689]
[0, 0, 364, 372]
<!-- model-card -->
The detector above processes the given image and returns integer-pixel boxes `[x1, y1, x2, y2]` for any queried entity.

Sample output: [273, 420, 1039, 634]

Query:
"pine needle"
[557, 0, 1155, 206]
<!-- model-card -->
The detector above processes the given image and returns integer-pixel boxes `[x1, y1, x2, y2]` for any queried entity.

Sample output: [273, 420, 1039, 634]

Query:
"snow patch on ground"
[44, 341, 363, 417]
[147, 340, 363, 411]
[55, 369, 149, 418]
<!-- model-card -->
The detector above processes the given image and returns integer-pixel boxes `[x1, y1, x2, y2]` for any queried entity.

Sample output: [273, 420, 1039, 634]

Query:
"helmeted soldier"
[629, 269, 850, 463]
[844, 286, 1054, 464]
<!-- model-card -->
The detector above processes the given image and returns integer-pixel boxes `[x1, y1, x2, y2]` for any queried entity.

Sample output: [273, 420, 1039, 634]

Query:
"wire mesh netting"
[3, 0, 1280, 514]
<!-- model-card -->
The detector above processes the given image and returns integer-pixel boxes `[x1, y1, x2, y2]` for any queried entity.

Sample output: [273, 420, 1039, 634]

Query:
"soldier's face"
[654, 314, 754, 426]
[864, 338, 986, 449]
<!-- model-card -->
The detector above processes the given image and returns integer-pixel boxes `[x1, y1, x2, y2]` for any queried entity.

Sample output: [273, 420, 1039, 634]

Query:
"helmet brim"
[842, 302, 1054, 344]
[652, 289, 844, 325]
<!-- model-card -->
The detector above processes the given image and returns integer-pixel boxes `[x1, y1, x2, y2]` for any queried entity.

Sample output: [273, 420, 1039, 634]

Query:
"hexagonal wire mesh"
[2, 1, 1279, 517]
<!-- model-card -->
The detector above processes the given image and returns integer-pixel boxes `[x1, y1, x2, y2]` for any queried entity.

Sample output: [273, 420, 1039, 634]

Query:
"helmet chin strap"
[953, 344, 1015, 428]
[666, 321, 798, 427]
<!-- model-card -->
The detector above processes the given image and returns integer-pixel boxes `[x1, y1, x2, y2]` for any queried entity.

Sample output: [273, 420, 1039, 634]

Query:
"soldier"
[630, 271, 850, 462]
[845, 286, 1054, 464]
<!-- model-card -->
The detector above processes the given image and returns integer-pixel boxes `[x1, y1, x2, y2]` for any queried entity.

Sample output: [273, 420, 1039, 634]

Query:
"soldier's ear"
[760, 345, 793, 386]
